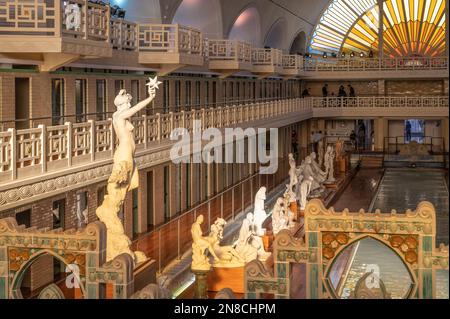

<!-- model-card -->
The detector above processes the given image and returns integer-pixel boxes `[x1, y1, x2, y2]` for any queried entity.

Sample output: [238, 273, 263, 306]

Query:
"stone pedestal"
[193, 269, 210, 299]
[208, 267, 245, 294]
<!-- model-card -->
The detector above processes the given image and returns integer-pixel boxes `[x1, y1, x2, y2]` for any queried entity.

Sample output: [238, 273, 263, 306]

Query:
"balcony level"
[138, 24, 204, 76]
[0, 95, 448, 212]
[251, 48, 284, 79]
[0, 0, 113, 72]
[280, 54, 303, 79]
[303, 56, 449, 80]
[207, 40, 253, 78]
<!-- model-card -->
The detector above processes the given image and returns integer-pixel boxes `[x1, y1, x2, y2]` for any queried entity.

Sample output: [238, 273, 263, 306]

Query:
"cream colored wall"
[388, 120, 405, 138]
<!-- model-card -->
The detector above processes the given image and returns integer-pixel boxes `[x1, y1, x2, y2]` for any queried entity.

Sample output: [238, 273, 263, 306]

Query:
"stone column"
[374, 118, 388, 152]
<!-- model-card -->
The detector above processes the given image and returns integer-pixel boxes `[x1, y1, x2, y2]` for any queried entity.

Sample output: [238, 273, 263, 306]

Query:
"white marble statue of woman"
[324, 146, 336, 183]
[300, 176, 313, 210]
[253, 187, 267, 236]
[272, 197, 289, 235]
[234, 213, 271, 262]
[96, 77, 161, 264]
[288, 153, 298, 201]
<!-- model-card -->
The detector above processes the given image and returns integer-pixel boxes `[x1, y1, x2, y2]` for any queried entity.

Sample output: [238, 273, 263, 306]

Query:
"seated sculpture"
[271, 197, 290, 235]
[209, 218, 245, 267]
[303, 157, 324, 194]
[310, 152, 327, 183]
[253, 187, 268, 236]
[191, 214, 220, 271]
[234, 213, 271, 262]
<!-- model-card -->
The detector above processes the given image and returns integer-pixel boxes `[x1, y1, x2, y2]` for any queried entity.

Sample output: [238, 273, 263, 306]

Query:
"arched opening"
[289, 31, 306, 55]
[325, 236, 415, 299]
[228, 7, 261, 47]
[172, 0, 223, 39]
[10, 250, 85, 299]
[264, 18, 287, 50]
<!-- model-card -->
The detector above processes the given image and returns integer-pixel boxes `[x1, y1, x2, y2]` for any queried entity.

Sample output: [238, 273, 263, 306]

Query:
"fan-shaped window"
[310, 0, 446, 57]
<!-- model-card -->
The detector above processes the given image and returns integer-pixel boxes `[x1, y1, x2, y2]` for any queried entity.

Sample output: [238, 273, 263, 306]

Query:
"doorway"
[15, 78, 30, 129]
[405, 119, 425, 143]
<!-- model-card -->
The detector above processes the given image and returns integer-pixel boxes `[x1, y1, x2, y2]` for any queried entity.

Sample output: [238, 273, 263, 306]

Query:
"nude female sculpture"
[96, 77, 161, 265]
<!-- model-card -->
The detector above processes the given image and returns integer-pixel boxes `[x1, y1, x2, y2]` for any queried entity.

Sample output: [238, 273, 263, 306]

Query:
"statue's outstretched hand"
[148, 87, 156, 99]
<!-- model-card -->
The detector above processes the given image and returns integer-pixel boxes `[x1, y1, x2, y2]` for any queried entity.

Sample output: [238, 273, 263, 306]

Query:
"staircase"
[360, 156, 384, 168]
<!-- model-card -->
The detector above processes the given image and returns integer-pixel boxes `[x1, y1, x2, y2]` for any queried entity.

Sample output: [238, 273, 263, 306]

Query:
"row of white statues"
[191, 189, 272, 271]
[288, 145, 336, 212]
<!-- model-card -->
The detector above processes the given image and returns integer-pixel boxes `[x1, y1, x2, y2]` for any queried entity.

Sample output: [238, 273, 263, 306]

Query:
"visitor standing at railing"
[348, 85, 356, 97]
[322, 84, 329, 97]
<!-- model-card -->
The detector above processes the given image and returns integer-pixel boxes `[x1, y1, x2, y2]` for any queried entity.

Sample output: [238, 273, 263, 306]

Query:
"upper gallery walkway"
[0, 1, 448, 79]
[0, 95, 448, 212]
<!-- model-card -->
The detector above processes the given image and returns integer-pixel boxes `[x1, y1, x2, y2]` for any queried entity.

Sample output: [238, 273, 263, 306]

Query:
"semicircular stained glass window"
[310, 0, 446, 57]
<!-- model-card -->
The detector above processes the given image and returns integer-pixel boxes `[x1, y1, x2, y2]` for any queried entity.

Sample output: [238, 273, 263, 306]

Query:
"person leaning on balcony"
[348, 84, 356, 97]
[302, 88, 311, 98]
[322, 84, 329, 97]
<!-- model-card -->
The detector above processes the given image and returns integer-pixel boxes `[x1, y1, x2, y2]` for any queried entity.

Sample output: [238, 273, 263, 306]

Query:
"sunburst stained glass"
[310, 0, 446, 57]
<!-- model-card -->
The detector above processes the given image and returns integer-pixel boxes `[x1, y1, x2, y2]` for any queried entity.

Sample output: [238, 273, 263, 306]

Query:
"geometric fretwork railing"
[304, 57, 449, 72]
[0, 99, 306, 184]
[310, 96, 449, 108]
[0, 96, 448, 186]
[245, 199, 449, 299]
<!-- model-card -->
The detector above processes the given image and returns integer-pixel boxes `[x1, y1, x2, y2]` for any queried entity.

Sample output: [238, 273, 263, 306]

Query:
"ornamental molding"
[0, 149, 172, 212]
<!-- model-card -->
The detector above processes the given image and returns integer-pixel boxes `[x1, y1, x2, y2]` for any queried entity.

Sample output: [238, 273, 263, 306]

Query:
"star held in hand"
[146, 76, 163, 90]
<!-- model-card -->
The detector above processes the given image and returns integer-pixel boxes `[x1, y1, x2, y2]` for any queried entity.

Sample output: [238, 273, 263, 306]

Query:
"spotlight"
[350, 52, 355, 58]
[331, 52, 337, 58]
[359, 52, 365, 58]
[323, 52, 328, 58]
[117, 8, 126, 19]
[341, 52, 346, 58]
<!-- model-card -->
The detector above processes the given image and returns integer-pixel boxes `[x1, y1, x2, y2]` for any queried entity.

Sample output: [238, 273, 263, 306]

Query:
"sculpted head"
[288, 153, 294, 160]
[246, 213, 254, 222]
[305, 156, 312, 164]
[256, 187, 267, 200]
[114, 89, 133, 111]
[196, 214, 204, 224]
[311, 152, 317, 159]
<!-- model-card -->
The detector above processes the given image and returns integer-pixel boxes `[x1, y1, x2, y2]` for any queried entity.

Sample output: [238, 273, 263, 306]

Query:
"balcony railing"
[282, 55, 302, 70]
[0, 0, 110, 41]
[252, 48, 283, 67]
[310, 96, 449, 108]
[138, 24, 202, 55]
[304, 56, 449, 72]
[0, 98, 305, 184]
[207, 40, 252, 63]
[110, 18, 137, 51]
